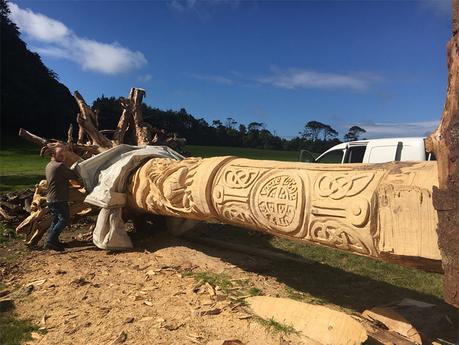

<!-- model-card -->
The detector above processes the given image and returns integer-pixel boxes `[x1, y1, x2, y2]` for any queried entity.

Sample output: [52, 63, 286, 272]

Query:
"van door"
[315, 149, 345, 163]
[344, 145, 367, 163]
[367, 145, 398, 163]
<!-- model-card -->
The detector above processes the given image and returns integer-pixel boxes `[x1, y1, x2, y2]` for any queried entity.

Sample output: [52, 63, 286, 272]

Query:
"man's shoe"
[43, 242, 65, 252]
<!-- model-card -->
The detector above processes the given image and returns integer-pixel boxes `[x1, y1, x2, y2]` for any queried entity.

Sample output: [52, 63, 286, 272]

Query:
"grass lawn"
[0, 142, 300, 192]
[0, 141, 47, 192]
[186, 145, 300, 161]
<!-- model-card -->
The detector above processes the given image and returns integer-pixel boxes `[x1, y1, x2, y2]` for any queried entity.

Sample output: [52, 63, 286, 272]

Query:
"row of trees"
[92, 96, 366, 153]
[301, 121, 366, 142]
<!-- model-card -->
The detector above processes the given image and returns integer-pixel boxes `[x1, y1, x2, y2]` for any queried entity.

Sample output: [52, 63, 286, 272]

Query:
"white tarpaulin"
[74, 145, 183, 250]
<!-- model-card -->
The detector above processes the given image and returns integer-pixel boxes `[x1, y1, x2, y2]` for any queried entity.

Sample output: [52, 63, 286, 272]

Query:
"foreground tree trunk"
[425, 0, 459, 307]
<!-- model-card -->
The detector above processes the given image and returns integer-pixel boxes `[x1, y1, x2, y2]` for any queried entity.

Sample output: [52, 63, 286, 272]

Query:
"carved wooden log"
[425, 0, 459, 307]
[127, 157, 442, 272]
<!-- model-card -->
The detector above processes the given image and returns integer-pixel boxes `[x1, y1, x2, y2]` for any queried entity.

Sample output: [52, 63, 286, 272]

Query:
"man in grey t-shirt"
[44, 147, 79, 251]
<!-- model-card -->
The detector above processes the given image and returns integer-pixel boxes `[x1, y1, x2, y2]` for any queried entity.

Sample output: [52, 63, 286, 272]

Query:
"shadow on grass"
[0, 174, 44, 192]
[0, 312, 39, 345]
[130, 222, 455, 316]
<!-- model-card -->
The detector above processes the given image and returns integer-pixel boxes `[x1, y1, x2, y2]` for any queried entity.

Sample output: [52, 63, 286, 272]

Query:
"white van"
[300, 137, 436, 164]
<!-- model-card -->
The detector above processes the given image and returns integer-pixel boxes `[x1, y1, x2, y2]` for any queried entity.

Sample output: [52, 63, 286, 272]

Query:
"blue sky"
[9, 0, 451, 139]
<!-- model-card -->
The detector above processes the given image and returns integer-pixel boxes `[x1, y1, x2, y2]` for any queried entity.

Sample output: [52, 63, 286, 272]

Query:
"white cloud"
[9, 3, 69, 43]
[191, 73, 234, 85]
[168, 0, 239, 12]
[9, 3, 147, 75]
[257, 68, 379, 91]
[350, 120, 438, 138]
[190, 68, 379, 91]
[137, 74, 153, 83]
[419, 0, 450, 16]
[169, 0, 198, 11]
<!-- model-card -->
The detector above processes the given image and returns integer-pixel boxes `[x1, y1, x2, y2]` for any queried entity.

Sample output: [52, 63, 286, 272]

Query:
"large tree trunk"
[425, 0, 459, 307]
[127, 157, 443, 272]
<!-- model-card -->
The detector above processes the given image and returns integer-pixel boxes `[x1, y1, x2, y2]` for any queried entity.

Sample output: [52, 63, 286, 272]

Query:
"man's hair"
[50, 144, 64, 156]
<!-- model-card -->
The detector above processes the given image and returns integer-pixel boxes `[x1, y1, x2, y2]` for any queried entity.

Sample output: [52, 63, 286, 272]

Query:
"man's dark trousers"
[46, 201, 70, 245]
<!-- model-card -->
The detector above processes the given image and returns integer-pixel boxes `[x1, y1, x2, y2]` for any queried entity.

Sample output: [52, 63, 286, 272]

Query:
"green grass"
[186, 270, 263, 299]
[0, 223, 17, 244]
[0, 141, 47, 192]
[186, 145, 300, 161]
[0, 313, 40, 345]
[253, 316, 299, 335]
[193, 271, 234, 294]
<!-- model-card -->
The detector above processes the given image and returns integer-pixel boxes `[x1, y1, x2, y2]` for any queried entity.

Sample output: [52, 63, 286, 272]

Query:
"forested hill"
[0, 0, 352, 153]
[0, 0, 78, 140]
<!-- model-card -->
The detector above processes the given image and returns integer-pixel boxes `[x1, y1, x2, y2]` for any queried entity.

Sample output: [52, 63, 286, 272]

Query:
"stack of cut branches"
[19, 87, 186, 162]
[0, 189, 34, 225]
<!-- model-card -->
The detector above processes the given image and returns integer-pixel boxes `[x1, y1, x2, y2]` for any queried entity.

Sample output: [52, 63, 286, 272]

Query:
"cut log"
[74, 91, 112, 150]
[15, 180, 93, 246]
[362, 307, 421, 344]
[67, 124, 73, 144]
[127, 157, 442, 271]
[363, 299, 456, 343]
[113, 98, 132, 145]
[130, 88, 150, 146]
[245, 296, 368, 344]
[425, 0, 459, 307]
[18, 128, 48, 146]
[113, 88, 149, 146]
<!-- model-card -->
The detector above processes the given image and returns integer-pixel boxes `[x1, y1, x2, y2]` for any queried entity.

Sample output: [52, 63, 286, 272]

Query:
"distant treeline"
[93, 96, 366, 153]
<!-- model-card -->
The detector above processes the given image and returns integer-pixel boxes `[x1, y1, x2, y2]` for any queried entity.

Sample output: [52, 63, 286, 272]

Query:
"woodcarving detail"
[311, 198, 370, 228]
[315, 173, 375, 200]
[252, 172, 304, 234]
[309, 219, 373, 255]
[128, 158, 440, 262]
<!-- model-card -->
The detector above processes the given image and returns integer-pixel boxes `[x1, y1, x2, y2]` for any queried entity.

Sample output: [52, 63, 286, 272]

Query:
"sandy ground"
[3, 230, 307, 345]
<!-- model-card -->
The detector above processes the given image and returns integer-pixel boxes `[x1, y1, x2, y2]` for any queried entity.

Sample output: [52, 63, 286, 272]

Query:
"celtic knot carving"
[223, 169, 259, 189]
[316, 173, 375, 200]
[309, 219, 374, 255]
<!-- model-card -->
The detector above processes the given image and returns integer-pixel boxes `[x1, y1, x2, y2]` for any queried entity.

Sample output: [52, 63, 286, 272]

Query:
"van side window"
[316, 150, 344, 163]
[345, 146, 366, 163]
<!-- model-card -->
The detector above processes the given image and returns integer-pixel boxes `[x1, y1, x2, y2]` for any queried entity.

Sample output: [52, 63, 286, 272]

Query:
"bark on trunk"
[425, 0, 459, 307]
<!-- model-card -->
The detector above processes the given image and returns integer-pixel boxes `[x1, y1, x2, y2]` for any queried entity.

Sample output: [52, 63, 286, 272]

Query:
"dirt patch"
[2, 229, 308, 345]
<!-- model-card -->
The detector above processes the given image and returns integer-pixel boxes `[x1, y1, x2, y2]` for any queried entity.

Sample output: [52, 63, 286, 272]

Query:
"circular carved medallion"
[251, 172, 304, 234]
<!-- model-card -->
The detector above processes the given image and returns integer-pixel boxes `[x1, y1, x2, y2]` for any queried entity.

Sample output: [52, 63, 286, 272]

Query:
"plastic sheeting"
[74, 145, 183, 250]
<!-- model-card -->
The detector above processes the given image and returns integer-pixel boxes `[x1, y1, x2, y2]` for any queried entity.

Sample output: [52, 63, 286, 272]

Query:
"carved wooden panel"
[128, 158, 440, 263]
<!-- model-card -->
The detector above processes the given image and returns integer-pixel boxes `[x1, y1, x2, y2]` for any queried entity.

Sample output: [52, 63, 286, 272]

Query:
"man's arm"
[60, 164, 80, 180]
